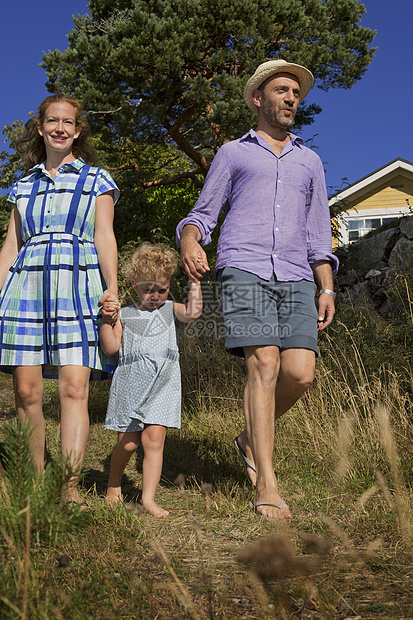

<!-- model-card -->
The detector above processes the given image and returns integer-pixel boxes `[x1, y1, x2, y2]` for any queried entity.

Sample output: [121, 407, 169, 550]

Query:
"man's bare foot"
[252, 487, 292, 520]
[106, 485, 123, 504]
[235, 430, 257, 487]
[142, 499, 169, 518]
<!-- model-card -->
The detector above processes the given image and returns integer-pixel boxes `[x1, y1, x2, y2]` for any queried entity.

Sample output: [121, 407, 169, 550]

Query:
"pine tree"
[0, 420, 86, 549]
[42, 0, 376, 185]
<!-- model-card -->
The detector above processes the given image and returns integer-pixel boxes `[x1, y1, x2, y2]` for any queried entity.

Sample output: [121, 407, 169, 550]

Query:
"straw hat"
[244, 59, 314, 113]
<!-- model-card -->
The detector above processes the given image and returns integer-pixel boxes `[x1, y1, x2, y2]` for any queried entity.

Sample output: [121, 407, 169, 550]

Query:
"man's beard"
[261, 97, 296, 130]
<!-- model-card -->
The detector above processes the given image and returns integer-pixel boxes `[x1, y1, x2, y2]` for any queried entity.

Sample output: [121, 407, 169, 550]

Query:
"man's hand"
[180, 225, 210, 282]
[317, 293, 335, 331]
[311, 261, 335, 331]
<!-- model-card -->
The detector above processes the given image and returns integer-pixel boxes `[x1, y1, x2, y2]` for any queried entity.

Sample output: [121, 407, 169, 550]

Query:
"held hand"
[317, 293, 335, 331]
[181, 240, 210, 282]
[103, 300, 121, 313]
[98, 289, 118, 306]
[99, 290, 120, 326]
[101, 310, 117, 326]
[102, 303, 121, 327]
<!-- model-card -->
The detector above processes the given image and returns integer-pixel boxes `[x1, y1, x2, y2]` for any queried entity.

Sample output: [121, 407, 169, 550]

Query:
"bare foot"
[106, 486, 123, 504]
[142, 499, 169, 518]
[252, 487, 292, 520]
[64, 499, 88, 511]
[63, 489, 88, 511]
[236, 430, 257, 487]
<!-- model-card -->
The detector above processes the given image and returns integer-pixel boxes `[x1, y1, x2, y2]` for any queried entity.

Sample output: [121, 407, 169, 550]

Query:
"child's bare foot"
[142, 499, 169, 518]
[106, 486, 123, 504]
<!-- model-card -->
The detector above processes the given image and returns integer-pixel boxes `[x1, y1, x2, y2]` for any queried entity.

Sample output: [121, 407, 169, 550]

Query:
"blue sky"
[307, 0, 413, 194]
[1, 0, 412, 196]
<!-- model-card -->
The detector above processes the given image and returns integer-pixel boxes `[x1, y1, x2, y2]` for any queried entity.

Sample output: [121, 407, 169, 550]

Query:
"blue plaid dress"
[0, 158, 119, 380]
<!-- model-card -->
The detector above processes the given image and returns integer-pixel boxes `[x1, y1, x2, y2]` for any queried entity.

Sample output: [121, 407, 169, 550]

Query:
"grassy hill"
[1, 281, 413, 619]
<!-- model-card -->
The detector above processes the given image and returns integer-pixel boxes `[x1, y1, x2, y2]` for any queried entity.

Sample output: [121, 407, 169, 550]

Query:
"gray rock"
[346, 228, 397, 271]
[388, 237, 413, 268]
[400, 215, 413, 240]
[336, 215, 413, 313]
[372, 287, 386, 301]
[379, 301, 391, 317]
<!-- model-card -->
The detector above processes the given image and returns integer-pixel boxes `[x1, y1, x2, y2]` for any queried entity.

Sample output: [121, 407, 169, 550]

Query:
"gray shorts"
[216, 267, 318, 358]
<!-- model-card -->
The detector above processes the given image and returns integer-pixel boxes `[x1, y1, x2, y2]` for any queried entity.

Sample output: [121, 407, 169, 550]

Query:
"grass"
[1, 298, 413, 618]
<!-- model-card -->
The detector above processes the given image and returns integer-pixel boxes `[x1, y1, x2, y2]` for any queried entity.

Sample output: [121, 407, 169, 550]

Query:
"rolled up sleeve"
[176, 148, 232, 247]
[306, 156, 339, 275]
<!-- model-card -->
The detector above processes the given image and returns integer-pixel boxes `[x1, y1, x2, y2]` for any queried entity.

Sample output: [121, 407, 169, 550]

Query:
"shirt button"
[275, 228, 279, 231]
[278, 179, 281, 183]
[276, 204, 281, 208]
[273, 253, 277, 258]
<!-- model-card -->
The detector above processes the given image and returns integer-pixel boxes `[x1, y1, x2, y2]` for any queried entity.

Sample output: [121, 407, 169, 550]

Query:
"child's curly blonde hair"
[122, 242, 179, 283]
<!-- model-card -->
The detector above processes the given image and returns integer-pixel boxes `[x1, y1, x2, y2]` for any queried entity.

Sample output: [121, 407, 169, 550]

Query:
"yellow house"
[329, 158, 413, 247]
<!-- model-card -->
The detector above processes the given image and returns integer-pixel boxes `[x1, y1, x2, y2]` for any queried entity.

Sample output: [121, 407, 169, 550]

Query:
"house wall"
[336, 173, 413, 245]
[343, 174, 413, 212]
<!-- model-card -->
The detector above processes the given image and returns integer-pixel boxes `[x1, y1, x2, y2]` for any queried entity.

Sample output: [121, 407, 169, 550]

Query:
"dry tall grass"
[1, 295, 413, 617]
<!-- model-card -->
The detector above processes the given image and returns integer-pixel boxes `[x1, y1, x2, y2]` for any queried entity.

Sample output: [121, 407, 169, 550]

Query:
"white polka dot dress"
[104, 301, 181, 432]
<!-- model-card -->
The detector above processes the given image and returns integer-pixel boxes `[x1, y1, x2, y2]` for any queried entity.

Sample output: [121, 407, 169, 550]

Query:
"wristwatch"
[319, 289, 336, 299]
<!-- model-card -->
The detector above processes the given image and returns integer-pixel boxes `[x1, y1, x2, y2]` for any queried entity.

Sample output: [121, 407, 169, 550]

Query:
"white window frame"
[338, 206, 412, 245]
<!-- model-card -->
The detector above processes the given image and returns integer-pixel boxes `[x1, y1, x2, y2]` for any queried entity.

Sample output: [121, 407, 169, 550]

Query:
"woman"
[0, 94, 119, 505]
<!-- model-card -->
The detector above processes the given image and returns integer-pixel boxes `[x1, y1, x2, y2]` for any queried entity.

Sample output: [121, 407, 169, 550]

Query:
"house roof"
[329, 157, 413, 208]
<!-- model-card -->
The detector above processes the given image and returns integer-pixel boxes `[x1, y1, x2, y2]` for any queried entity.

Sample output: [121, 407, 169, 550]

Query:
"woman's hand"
[99, 290, 120, 325]
[98, 289, 118, 306]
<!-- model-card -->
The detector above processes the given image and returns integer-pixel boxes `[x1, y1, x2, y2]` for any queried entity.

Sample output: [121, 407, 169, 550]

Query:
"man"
[176, 59, 339, 520]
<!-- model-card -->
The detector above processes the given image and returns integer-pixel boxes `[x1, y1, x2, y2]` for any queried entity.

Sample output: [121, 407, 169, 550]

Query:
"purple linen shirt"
[176, 129, 339, 282]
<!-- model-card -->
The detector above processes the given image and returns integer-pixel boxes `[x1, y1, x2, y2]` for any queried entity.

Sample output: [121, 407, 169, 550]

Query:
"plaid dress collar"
[29, 157, 86, 176]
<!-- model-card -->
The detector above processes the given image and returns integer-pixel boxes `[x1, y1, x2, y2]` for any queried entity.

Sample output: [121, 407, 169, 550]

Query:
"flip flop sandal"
[233, 436, 256, 486]
[249, 500, 291, 521]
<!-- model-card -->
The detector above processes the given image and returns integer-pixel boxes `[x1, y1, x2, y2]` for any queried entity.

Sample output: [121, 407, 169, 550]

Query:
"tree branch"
[106, 164, 204, 190]
[88, 107, 123, 114]
[163, 106, 210, 176]
[142, 170, 203, 190]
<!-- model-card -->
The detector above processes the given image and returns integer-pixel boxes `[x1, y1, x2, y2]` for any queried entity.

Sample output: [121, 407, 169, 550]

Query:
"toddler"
[100, 242, 202, 517]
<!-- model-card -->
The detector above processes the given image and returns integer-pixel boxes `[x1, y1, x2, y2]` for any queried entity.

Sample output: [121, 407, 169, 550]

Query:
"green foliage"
[0, 196, 11, 245]
[0, 419, 86, 549]
[94, 136, 202, 247]
[0, 122, 25, 242]
[0, 121, 24, 190]
[41, 0, 376, 179]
